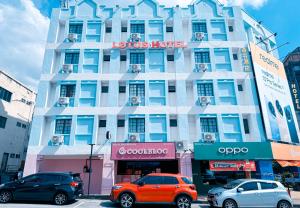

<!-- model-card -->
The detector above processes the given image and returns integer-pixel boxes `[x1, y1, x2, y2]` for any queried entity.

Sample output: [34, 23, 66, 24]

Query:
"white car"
[208, 179, 293, 208]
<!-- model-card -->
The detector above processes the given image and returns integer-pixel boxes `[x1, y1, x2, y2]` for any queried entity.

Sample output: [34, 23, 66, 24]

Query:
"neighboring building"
[0, 70, 36, 182]
[284, 47, 300, 128]
[24, 0, 292, 194]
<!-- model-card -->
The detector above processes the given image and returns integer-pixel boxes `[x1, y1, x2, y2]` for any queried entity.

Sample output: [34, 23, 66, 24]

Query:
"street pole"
[87, 143, 95, 196]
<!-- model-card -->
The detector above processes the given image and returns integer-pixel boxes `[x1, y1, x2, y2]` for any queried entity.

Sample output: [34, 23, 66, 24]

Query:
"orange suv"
[110, 173, 197, 208]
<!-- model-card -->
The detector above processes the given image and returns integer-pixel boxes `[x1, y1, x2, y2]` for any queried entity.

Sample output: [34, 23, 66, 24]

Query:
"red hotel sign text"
[112, 41, 187, 49]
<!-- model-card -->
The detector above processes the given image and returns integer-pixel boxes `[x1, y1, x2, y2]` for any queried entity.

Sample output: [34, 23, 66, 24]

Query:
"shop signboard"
[250, 43, 300, 143]
[111, 142, 176, 160]
[112, 41, 187, 49]
[194, 142, 273, 160]
[209, 160, 256, 172]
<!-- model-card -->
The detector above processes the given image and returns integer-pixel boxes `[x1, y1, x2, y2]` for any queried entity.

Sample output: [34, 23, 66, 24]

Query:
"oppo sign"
[218, 147, 249, 155]
[118, 147, 168, 155]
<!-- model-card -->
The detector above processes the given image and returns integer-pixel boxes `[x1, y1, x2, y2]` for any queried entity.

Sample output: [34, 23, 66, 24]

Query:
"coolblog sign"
[218, 147, 249, 155]
[111, 143, 176, 160]
[112, 41, 187, 49]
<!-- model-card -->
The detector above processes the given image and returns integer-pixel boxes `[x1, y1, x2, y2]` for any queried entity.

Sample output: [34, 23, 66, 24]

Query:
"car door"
[137, 176, 162, 202]
[157, 176, 180, 202]
[236, 181, 260, 207]
[13, 175, 41, 201]
[35, 174, 62, 201]
[258, 182, 277, 207]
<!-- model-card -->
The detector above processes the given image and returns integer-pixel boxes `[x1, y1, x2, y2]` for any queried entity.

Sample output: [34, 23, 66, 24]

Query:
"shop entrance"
[116, 160, 179, 183]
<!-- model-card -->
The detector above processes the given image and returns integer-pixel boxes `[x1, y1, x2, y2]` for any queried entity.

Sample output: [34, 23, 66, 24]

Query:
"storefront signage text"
[118, 147, 168, 155]
[112, 41, 187, 49]
[218, 147, 249, 155]
[291, 83, 300, 111]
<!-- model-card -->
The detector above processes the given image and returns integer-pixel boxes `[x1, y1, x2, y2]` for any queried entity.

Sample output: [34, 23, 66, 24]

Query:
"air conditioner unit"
[176, 141, 184, 151]
[51, 135, 64, 145]
[195, 32, 206, 41]
[195, 63, 208, 72]
[68, 33, 78, 42]
[128, 133, 140, 142]
[199, 96, 211, 106]
[131, 96, 141, 105]
[203, 133, 216, 143]
[58, 97, 70, 106]
[130, 64, 142, 73]
[131, 33, 141, 41]
[62, 64, 73, 73]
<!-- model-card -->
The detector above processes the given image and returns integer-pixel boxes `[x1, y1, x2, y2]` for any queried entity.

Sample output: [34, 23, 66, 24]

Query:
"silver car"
[208, 179, 293, 208]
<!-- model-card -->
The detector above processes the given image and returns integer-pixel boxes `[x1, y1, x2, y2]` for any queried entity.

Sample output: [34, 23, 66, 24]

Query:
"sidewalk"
[291, 191, 300, 205]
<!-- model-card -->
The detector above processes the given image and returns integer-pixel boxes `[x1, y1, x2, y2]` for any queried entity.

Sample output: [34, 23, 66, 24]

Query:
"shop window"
[240, 182, 258, 191]
[117, 119, 125, 127]
[170, 119, 177, 127]
[243, 118, 250, 134]
[99, 120, 106, 128]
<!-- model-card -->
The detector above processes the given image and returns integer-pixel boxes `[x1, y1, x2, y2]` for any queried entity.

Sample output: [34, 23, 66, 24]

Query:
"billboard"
[250, 43, 300, 143]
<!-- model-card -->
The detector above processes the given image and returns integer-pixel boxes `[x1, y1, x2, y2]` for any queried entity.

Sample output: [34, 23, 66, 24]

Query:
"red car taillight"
[189, 185, 196, 190]
[70, 181, 79, 187]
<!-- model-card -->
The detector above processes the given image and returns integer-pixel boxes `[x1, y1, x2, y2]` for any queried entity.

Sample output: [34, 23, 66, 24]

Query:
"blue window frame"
[195, 52, 210, 63]
[130, 53, 145, 64]
[69, 23, 83, 34]
[200, 118, 218, 133]
[55, 119, 72, 134]
[129, 118, 145, 133]
[131, 24, 145, 34]
[192, 22, 207, 33]
[60, 84, 76, 97]
[65, 52, 79, 64]
[197, 83, 214, 96]
[0, 116, 7, 129]
[129, 84, 145, 97]
[0, 87, 12, 102]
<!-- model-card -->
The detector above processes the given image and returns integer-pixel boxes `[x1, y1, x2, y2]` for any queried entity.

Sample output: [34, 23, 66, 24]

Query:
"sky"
[0, 0, 299, 90]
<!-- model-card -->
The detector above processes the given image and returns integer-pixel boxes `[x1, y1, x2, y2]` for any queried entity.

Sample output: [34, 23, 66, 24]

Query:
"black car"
[0, 172, 83, 205]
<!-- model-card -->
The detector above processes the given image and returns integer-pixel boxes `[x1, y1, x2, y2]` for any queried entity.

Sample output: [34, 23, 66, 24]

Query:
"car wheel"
[120, 193, 135, 208]
[0, 191, 12, 203]
[176, 195, 191, 208]
[54, 192, 68, 205]
[278, 200, 291, 208]
[223, 199, 238, 208]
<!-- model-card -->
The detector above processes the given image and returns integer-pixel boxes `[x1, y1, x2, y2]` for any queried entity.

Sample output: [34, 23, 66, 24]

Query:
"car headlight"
[215, 192, 223, 197]
[112, 185, 123, 190]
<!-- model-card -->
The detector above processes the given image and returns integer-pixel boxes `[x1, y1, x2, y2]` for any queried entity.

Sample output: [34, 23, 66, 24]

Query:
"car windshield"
[223, 180, 244, 189]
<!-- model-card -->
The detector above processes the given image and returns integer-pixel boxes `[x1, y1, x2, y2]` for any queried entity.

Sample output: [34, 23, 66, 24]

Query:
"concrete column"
[101, 154, 115, 195]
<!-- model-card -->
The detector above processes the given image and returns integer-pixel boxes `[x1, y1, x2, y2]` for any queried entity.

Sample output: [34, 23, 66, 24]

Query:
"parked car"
[0, 172, 83, 205]
[110, 173, 197, 208]
[207, 179, 293, 208]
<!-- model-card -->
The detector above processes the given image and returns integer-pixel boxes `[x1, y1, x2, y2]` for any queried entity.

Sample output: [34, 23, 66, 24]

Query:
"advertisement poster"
[209, 161, 256, 172]
[250, 43, 300, 143]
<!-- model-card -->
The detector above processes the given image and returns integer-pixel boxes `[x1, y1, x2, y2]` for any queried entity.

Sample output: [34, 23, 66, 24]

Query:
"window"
[106, 27, 112, 33]
[39, 174, 62, 183]
[16, 154, 20, 159]
[238, 84, 243, 91]
[10, 154, 15, 158]
[103, 55, 110, 62]
[120, 55, 127, 61]
[117, 119, 125, 127]
[101, 86, 109, 93]
[130, 53, 145, 64]
[69, 23, 83, 34]
[55, 119, 72, 134]
[195, 52, 210, 63]
[21, 98, 26, 103]
[198, 83, 214, 96]
[167, 55, 174, 61]
[240, 182, 258, 191]
[200, 118, 218, 133]
[23, 175, 39, 183]
[193, 22, 207, 33]
[260, 182, 278, 190]
[228, 26, 234, 32]
[65, 52, 79, 64]
[60, 85, 76, 97]
[243, 118, 250, 134]
[163, 176, 179, 184]
[143, 176, 162, 184]
[16, 122, 22, 127]
[119, 86, 126, 93]
[121, 27, 127, 32]
[0, 87, 12, 102]
[166, 26, 173, 32]
[22, 124, 27, 129]
[233, 53, 238, 60]
[168, 85, 176, 93]
[129, 84, 145, 98]
[99, 120, 106, 128]
[170, 119, 177, 127]
[131, 23, 145, 34]
[129, 118, 145, 133]
[182, 177, 193, 184]
[0, 116, 7, 129]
